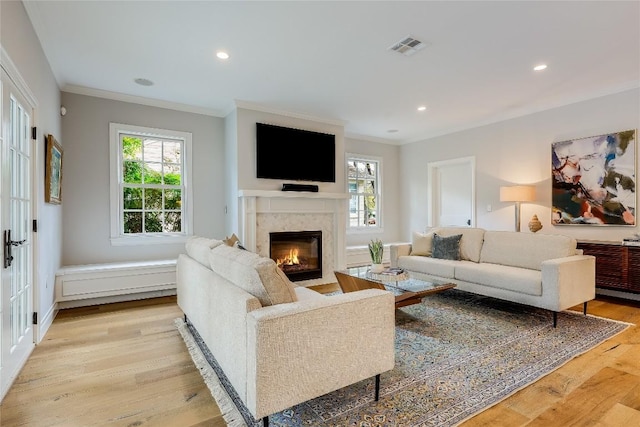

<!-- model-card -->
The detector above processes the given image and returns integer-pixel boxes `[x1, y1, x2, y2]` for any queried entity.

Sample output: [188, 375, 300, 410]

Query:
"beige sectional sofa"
[177, 236, 395, 424]
[390, 227, 596, 326]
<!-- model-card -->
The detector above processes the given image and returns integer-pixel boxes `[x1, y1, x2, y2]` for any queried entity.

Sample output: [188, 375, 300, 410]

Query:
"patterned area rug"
[175, 289, 631, 427]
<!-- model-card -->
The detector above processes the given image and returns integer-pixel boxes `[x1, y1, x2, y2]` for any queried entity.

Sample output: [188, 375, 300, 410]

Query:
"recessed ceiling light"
[216, 51, 229, 60]
[417, 105, 427, 112]
[533, 64, 547, 71]
[387, 129, 399, 133]
[134, 78, 154, 86]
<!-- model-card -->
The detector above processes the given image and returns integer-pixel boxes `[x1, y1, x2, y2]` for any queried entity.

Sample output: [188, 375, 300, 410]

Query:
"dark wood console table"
[577, 241, 640, 294]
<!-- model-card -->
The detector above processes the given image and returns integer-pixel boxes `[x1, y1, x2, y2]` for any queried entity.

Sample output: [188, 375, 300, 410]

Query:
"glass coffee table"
[335, 266, 456, 308]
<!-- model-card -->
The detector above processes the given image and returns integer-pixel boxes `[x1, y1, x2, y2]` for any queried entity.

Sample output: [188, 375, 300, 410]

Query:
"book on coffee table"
[380, 267, 404, 275]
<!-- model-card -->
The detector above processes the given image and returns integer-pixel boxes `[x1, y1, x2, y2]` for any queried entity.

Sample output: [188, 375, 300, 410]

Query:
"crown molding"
[405, 81, 640, 145]
[344, 132, 401, 146]
[62, 84, 224, 117]
[233, 99, 346, 127]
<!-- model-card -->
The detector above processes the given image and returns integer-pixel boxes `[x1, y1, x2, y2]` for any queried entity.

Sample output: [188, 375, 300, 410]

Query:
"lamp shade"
[500, 186, 535, 202]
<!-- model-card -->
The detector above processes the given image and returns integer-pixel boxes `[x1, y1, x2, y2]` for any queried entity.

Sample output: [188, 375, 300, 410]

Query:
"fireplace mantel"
[238, 189, 349, 286]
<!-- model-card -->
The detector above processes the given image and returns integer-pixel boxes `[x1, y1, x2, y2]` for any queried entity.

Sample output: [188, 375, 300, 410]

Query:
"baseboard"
[36, 303, 58, 344]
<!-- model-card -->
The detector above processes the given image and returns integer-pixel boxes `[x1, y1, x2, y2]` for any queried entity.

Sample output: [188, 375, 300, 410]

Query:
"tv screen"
[256, 123, 336, 183]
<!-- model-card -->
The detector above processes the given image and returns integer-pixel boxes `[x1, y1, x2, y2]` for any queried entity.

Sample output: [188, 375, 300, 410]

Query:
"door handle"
[4, 230, 25, 268]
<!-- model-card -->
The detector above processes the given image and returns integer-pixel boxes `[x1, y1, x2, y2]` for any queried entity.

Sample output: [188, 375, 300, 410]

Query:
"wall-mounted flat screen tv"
[256, 123, 336, 183]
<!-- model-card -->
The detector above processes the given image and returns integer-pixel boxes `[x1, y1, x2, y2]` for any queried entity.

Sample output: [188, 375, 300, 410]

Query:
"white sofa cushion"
[294, 286, 324, 301]
[455, 260, 542, 296]
[436, 227, 485, 262]
[480, 231, 577, 271]
[209, 245, 298, 306]
[185, 236, 224, 267]
[397, 255, 457, 279]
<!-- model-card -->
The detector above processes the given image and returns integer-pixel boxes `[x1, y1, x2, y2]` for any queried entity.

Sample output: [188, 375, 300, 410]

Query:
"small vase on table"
[371, 263, 384, 273]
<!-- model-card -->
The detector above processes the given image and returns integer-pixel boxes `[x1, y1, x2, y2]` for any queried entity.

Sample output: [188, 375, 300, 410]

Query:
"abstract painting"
[552, 129, 636, 226]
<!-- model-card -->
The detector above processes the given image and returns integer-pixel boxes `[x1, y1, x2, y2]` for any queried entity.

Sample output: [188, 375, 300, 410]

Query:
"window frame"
[346, 153, 383, 233]
[109, 122, 193, 246]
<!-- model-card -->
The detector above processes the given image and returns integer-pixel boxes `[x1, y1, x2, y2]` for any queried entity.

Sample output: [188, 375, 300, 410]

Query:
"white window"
[109, 123, 193, 245]
[347, 154, 381, 229]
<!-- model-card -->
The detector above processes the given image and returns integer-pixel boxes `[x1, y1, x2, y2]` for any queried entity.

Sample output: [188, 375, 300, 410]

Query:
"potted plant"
[368, 239, 384, 273]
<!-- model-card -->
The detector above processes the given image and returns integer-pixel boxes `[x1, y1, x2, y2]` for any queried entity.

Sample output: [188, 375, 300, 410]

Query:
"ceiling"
[24, 1, 640, 144]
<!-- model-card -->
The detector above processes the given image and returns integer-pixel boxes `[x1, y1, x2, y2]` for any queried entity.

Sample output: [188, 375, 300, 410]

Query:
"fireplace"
[269, 231, 322, 282]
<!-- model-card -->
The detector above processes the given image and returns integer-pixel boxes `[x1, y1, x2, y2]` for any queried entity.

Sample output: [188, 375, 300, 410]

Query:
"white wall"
[60, 92, 225, 265]
[400, 88, 640, 243]
[224, 109, 238, 236]
[1, 0, 62, 337]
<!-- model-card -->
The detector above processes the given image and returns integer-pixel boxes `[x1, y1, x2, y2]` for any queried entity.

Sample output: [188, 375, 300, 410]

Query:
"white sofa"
[177, 236, 395, 424]
[390, 227, 596, 326]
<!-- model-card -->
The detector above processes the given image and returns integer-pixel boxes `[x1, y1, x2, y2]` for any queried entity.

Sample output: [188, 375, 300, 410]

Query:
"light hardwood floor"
[1, 294, 639, 426]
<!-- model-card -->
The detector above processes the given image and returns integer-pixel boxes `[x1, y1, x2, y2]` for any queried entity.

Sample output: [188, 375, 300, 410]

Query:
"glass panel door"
[0, 69, 35, 400]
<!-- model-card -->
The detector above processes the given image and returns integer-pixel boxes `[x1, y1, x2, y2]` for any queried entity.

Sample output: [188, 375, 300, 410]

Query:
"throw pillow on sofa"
[432, 233, 462, 260]
[410, 230, 438, 256]
[223, 233, 248, 250]
[435, 227, 485, 262]
[223, 233, 240, 247]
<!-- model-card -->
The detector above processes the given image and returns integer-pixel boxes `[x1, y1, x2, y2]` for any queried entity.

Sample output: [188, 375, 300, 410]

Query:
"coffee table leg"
[395, 296, 423, 308]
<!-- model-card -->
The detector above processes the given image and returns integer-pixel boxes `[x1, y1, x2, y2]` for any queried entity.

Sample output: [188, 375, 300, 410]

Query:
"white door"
[428, 157, 475, 227]
[0, 68, 35, 400]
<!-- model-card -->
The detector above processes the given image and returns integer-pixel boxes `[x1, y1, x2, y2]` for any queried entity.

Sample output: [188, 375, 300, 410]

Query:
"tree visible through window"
[121, 134, 183, 234]
[347, 156, 380, 228]
[110, 122, 192, 244]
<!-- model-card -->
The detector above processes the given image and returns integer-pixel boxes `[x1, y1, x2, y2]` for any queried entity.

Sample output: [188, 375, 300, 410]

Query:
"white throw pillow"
[410, 230, 438, 256]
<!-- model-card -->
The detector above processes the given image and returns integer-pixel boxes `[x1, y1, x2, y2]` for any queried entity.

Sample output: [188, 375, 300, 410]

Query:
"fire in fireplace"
[269, 231, 322, 282]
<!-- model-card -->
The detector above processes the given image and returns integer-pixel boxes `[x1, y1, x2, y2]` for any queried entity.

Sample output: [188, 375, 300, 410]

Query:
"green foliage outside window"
[121, 136, 183, 234]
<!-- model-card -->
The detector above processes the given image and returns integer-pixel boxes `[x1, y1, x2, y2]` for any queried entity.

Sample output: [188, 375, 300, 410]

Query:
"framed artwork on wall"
[45, 134, 63, 204]
[551, 129, 636, 226]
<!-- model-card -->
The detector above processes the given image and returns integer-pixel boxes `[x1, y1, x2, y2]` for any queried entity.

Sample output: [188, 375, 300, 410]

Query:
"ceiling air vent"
[389, 35, 428, 56]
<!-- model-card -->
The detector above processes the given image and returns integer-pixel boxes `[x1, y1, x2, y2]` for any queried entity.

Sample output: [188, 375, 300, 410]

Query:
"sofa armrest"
[541, 254, 596, 311]
[245, 289, 395, 419]
[390, 243, 412, 267]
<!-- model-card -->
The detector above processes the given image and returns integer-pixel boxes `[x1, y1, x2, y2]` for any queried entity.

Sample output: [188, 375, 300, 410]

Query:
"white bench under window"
[55, 259, 177, 308]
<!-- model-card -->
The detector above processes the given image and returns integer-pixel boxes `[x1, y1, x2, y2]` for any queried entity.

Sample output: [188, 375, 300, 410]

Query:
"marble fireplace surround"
[238, 190, 349, 287]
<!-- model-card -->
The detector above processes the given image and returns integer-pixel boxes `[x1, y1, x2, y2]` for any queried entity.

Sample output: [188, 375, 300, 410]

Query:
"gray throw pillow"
[432, 233, 462, 260]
